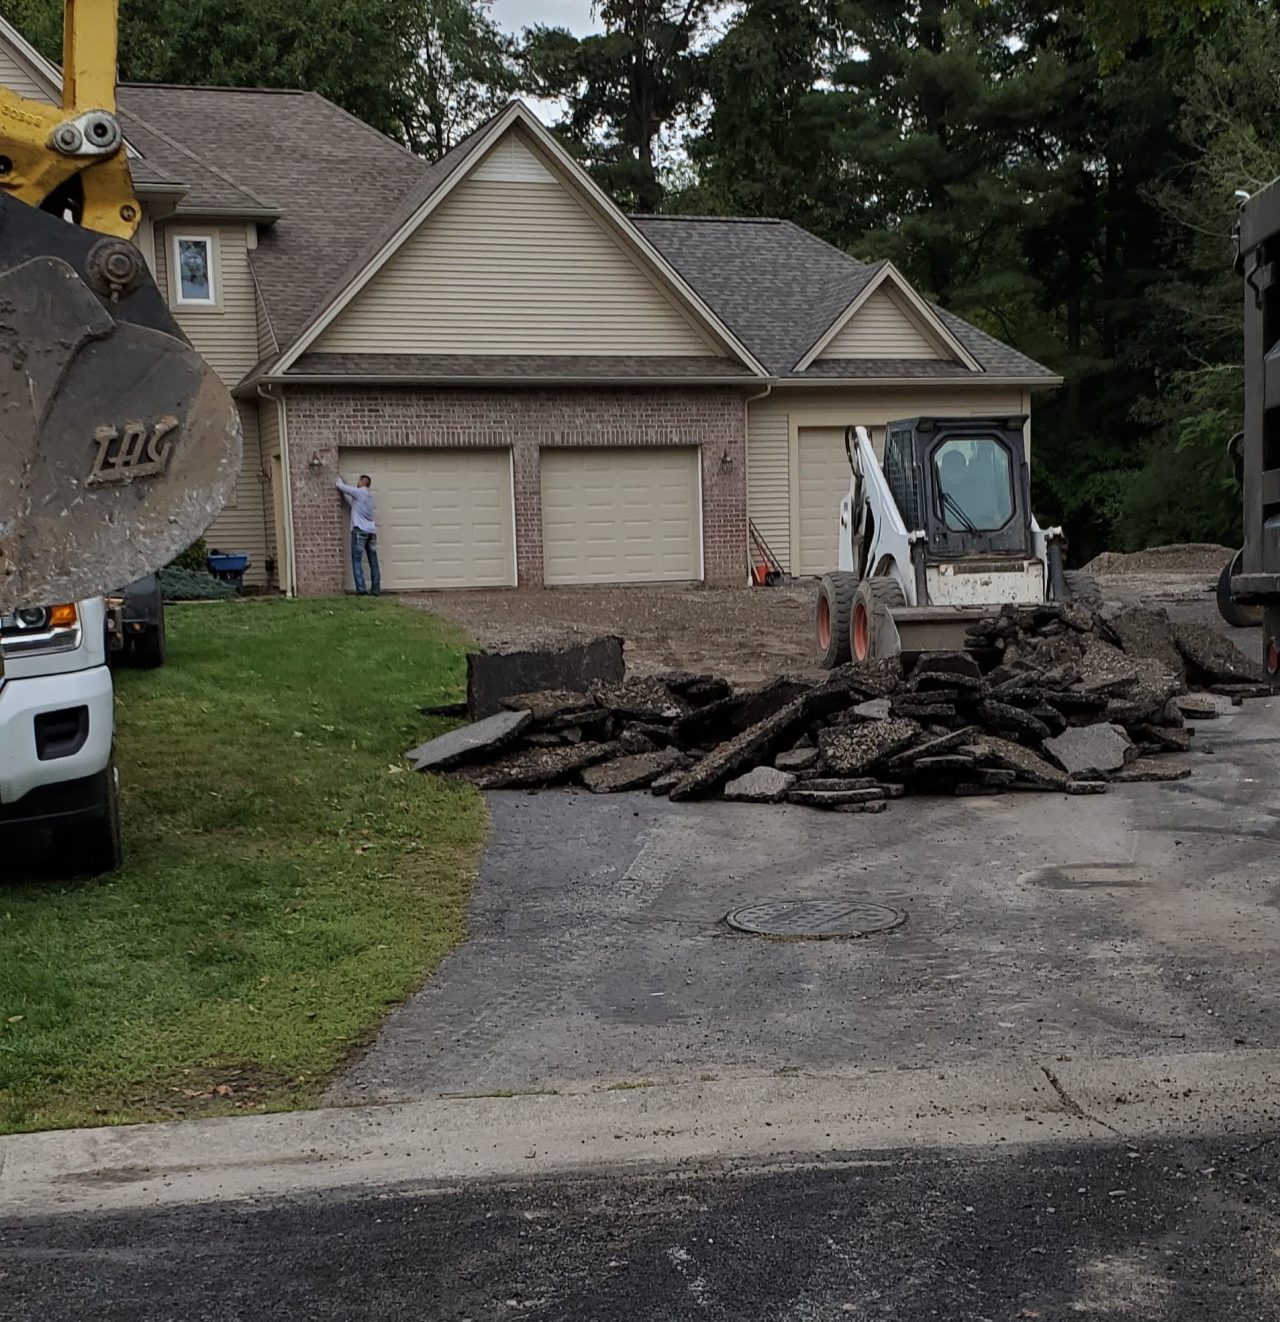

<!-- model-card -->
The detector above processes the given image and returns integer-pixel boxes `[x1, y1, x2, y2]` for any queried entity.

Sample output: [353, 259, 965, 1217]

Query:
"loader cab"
[884, 416, 1032, 559]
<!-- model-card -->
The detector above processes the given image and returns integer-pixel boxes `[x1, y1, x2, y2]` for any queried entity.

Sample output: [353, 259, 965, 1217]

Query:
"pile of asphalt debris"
[405, 601, 1274, 812]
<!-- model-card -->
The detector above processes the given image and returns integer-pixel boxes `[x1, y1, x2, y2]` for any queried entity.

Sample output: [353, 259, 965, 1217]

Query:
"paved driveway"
[333, 692, 1280, 1103]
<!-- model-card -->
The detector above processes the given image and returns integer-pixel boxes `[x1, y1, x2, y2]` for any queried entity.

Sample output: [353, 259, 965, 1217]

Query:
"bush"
[158, 566, 236, 602]
[167, 538, 209, 574]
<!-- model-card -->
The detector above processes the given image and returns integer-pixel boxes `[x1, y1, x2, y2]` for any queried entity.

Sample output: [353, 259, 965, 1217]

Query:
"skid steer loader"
[815, 416, 1076, 668]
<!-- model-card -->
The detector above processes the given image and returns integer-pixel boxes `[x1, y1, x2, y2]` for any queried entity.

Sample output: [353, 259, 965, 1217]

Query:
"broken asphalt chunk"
[724, 766, 797, 803]
[406, 709, 532, 772]
[581, 747, 683, 793]
[819, 718, 922, 776]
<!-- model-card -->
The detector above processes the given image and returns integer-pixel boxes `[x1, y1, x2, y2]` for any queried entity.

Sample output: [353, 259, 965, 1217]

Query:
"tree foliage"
[7, 0, 513, 158]
[521, 0, 715, 212]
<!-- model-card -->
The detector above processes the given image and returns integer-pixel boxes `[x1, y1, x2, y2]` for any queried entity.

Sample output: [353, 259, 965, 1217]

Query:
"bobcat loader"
[815, 416, 1079, 668]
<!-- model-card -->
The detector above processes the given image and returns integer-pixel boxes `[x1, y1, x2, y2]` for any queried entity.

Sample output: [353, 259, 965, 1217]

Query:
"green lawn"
[0, 598, 484, 1133]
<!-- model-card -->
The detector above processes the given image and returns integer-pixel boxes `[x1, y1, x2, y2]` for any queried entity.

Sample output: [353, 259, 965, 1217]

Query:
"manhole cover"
[725, 899, 906, 939]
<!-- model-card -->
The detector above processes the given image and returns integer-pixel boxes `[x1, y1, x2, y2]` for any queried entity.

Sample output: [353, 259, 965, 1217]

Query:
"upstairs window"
[172, 233, 217, 307]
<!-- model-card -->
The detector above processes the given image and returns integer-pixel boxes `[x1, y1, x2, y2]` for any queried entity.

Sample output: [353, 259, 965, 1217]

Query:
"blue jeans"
[351, 529, 381, 595]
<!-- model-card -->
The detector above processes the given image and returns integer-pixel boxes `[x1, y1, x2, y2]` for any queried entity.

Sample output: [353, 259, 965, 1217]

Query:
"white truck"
[0, 598, 121, 874]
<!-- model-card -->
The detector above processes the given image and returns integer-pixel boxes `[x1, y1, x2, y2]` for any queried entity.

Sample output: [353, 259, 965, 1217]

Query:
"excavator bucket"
[0, 194, 241, 611]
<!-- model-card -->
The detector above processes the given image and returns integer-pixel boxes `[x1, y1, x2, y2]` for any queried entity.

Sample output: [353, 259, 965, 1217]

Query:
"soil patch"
[407, 584, 821, 684]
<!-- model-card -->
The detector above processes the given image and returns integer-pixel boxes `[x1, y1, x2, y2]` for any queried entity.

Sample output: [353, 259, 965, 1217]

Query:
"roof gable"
[277, 102, 765, 375]
[313, 124, 726, 359]
[797, 263, 979, 372]
[817, 285, 943, 359]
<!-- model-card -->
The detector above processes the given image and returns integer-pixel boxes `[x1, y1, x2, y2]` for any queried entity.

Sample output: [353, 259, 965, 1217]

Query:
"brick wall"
[284, 385, 748, 595]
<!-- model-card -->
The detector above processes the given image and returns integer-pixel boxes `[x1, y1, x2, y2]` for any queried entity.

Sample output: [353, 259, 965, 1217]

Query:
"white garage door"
[337, 447, 515, 589]
[795, 426, 884, 577]
[541, 447, 701, 585]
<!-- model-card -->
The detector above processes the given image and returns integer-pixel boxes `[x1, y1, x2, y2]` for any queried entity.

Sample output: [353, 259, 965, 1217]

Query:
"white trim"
[507, 447, 518, 588]
[169, 231, 219, 307]
[695, 444, 706, 585]
[794, 263, 982, 373]
[273, 101, 768, 378]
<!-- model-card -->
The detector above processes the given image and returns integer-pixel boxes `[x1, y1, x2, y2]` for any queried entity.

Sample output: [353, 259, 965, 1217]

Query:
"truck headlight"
[15, 607, 49, 630]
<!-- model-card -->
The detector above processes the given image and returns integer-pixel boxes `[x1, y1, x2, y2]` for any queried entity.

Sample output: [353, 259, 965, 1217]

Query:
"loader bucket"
[0, 196, 241, 611]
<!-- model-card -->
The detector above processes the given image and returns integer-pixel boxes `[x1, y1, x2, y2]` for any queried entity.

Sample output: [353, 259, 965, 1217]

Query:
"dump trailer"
[1231, 179, 1280, 670]
[815, 416, 1074, 667]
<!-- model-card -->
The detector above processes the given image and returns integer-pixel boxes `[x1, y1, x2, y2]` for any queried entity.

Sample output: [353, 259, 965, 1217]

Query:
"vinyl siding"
[155, 223, 261, 383]
[156, 222, 270, 583]
[259, 398, 281, 460]
[204, 402, 270, 586]
[819, 286, 945, 360]
[254, 274, 278, 358]
[0, 43, 55, 100]
[746, 408, 790, 573]
[746, 385, 1028, 574]
[316, 129, 721, 357]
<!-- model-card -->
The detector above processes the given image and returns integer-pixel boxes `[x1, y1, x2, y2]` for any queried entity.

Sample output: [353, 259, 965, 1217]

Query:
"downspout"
[742, 383, 773, 584]
[257, 382, 296, 598]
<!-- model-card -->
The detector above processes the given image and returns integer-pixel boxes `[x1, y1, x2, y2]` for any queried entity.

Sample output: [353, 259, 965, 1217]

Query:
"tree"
[6, 0, 514, 159]
[396, 0, 517, 159]
[681, 0, 846, 230]
[1115, 0, 1280, 549]
[522, 0, 715, 212]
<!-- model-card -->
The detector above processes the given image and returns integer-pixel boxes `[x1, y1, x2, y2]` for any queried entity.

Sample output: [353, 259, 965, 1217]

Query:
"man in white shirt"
[335, 474, 381, 595]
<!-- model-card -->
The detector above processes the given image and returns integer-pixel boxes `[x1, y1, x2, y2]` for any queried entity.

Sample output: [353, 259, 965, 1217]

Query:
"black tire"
[75, 764, 123, 876]
[1218, 550, 1263, 628]
[852, 578, 907, 662]
[1062, 569, 1101, 602]
[816, 572, 858, 669]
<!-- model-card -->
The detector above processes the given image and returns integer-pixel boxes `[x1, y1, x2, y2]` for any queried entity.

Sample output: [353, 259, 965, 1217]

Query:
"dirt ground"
[407, 583, 824, 683]
[1086, 542, 1236, 615]
[406, 544, 1250, 682]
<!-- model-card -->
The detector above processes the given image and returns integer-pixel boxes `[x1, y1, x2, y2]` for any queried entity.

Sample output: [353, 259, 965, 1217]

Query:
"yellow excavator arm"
[0, 0, 241, 614]
[0, 0, 139, 238]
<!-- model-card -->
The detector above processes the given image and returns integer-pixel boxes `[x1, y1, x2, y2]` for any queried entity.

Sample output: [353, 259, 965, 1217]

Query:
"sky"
[490, 0, 598, 37]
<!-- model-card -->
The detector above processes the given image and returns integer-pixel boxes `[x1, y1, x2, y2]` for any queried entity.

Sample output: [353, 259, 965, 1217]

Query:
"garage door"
[337, 447, 515, 589]
[795, 426, 884, 577]
[541, 447, 701, 585]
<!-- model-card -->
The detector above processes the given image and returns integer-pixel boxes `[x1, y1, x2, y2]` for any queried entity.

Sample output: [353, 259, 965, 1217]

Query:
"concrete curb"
[5, 1049, 1280, 1218]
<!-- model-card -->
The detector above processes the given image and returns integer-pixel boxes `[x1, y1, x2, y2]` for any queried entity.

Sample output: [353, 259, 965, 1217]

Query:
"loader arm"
[838, 425, 917, 604]
[0, 0, 241, 614]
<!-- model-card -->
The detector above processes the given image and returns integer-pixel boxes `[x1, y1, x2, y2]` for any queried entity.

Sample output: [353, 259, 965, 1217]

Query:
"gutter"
[235, 373, 765, 395]
[236, 371, 1061, 396]
[172, 205, 284, 224]
[741, 382, 772, 583]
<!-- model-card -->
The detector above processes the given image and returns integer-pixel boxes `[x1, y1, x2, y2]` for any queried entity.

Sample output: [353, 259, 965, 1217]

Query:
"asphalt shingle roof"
[633, 214, 1056, 382]
[118, 105, 272, 212]
[632, 216, 880, 377]
[108, 88, 1055, 385]
[118, 84, 431, 349]
[288, 352, 755, 380]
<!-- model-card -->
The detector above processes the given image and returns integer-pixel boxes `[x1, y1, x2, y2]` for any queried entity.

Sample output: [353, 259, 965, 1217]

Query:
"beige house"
[0, 19, 1059, 594]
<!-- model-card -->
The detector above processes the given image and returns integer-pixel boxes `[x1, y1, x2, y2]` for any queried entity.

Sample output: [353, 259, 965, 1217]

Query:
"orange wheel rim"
[853, 603, 869, 660]
[817, 597, 831, 649]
